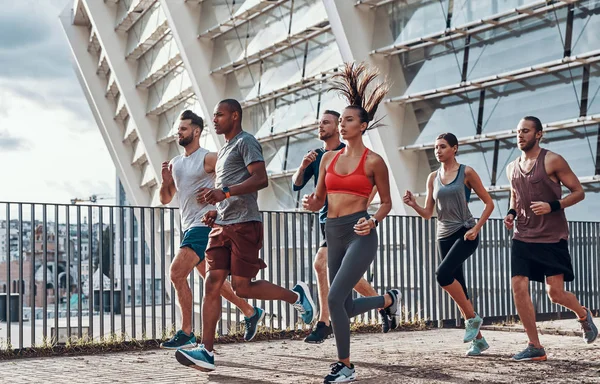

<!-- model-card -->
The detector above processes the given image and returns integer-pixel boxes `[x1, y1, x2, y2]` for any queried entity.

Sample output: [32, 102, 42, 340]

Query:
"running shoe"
[512, 343, 547, 362]
[304, 321, 333, 343]
[175, 344, 216, 371]
[578, 307, 598, 344]
[292, 282, 316, 324]
[464, 313, 483, 343]
[379, 309, 391, 333]
[323, 362, 356, 383]
[160, 330, 196, 350]
[243, 306, 265, 341]
[466, 336, 489, 356]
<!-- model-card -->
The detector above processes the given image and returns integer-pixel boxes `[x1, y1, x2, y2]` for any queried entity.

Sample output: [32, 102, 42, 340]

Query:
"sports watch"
[222, 186, 231, 199]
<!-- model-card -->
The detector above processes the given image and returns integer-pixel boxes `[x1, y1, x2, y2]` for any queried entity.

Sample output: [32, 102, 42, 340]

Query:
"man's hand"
[530, 201, 551, 216]
[402, 190, 417, 207]
[504, 213, 515, 230]
[300, 151, 318, 170]
[302, 193, 321, 212]
[354, 217, 375, 236]
[197, 188, 226, 205]
[161, 161, 173, 184]
[201, 210, 218, 228]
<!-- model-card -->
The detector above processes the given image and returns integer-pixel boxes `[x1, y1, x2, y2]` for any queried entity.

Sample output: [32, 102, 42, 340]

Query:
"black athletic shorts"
[511, 239, 575, 283]
[319, 222, 327, 248]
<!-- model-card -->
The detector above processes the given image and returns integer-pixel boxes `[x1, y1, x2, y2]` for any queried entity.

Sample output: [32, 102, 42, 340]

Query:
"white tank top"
[170, 148, 215, 231]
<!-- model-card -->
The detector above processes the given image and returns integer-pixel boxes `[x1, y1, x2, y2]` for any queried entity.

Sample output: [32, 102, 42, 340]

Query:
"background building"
[61, 0, 600, 221]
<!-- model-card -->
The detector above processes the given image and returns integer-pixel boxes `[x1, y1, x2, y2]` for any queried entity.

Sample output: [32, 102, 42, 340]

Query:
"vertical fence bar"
[99, 207, 104, 339]
[275, 213, 282, 329]
[292, 212, 298, 326]
[120, 207, 126, 338]
[76, 206, 82, 340]
[66, 205, 71, 341]
[42, 205, 48, 341]
[109, 207, 115, 337]
[53, 205, 59, 344]
[160, 209, 166, 335]
[88, 206, 93, 340]
[30, 204, 36, 347]
[150, 209, 156, 339]
[284, 212, 290, 329]
[267, 213, 274, 329]
[18, 203, 24, 349]
[140, 208, 146, 339]
[5, 203, 11, 345]
[130, 207, 136, 339]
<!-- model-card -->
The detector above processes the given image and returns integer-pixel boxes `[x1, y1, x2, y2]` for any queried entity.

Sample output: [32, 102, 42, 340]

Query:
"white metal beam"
[371, 0, 579, 57]
[211, 22, 331, 75]
[115, 0, 157, 32]
[386, 49, 600, 105]
[399, 114, 600, 151]
[257, 122, 318, 143]
[198, 0, 288, 40]
[136, 54, 182, 88]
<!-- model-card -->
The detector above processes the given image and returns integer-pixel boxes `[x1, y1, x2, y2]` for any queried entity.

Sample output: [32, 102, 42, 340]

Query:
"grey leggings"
[326, 211, 386, 360]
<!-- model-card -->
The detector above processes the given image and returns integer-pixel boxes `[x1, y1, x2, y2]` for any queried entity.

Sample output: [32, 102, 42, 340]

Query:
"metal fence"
[0, 202, 598, 350]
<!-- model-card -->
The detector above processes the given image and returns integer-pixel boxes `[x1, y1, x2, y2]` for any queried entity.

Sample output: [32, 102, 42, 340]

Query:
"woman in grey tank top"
[403, 133, 495, 356]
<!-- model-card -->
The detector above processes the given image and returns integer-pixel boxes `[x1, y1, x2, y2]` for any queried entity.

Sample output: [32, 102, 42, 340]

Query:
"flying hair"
[328, 62, 390, 130]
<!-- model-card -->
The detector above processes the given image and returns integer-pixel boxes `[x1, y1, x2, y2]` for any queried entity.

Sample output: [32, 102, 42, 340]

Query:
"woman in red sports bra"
[303, 63, 402, 384]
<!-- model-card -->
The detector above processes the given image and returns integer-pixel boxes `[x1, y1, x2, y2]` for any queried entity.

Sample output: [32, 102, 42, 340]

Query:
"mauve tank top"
[511, 148, 569, 243]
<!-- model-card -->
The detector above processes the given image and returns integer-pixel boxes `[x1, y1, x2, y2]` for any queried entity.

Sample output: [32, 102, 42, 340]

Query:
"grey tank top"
[432, 164, 476, 239]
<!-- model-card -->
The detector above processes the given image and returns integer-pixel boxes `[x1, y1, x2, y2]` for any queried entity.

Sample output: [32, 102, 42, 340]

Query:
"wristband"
[222, 187, 231, 199]
[370, 217, 379, 228]
[549, 200, 561, 212]
[507, 209, 517, 217]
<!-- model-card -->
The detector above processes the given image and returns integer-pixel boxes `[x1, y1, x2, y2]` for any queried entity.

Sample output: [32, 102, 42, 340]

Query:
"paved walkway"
[1, 321, 599, 383]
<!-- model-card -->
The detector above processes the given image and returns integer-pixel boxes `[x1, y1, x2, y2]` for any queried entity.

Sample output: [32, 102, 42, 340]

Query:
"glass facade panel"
[451, 0, 528, 26]
[571, 1, 600, 55]
[387, 0, 449, 44]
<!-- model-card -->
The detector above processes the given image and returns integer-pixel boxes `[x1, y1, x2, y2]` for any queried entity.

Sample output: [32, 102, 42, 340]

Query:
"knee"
[232, 280, 251, 299]
[511, 277, 529, 296]
[313, 250, 328, 275]
[435, 267, 452, 287]
[546, 286, 565, 304]
[169, 265, 185, 286]
[327, 290, 344, 313]
[203, 274, 222, 297]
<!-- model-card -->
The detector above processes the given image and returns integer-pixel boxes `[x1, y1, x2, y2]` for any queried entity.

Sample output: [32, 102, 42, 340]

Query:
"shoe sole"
[245, 309, 266, 342]
[304, 333, 333, 344]
[175, 350, 216, 372]
[296, 281, 317, 324]
[325, 373, 357, 383]
[512, 355, 547, 362]
[465, 344, 489, 356]
[160, 342, 197, 350]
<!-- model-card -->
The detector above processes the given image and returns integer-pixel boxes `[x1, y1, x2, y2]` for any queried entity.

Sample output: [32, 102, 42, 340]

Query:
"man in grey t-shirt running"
[175, 99, 316, 372]
[158, 110, 263, 350]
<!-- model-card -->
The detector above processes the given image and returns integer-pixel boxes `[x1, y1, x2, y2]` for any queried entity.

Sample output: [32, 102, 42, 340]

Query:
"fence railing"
[0, 202, 598, 350]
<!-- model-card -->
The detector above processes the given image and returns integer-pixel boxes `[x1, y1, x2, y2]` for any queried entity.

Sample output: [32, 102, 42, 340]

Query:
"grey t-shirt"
[215, 131, 264, 225]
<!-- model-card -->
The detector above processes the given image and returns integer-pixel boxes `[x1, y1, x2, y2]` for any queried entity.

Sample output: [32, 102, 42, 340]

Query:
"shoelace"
[580, 320, 592, 332]
[329, 362, 344, 374]
[293, 302, 306, 314]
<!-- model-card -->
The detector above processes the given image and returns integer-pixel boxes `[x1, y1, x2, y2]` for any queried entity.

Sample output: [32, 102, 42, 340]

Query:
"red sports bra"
[325, 148, 373, 198]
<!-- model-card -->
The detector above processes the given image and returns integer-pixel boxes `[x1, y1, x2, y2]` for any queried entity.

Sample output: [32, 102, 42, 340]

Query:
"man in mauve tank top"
[505, 116, 598, 361]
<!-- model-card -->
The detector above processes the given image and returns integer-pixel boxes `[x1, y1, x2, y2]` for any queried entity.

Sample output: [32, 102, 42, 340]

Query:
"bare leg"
[546, 274, 587, 318]
[313, 247, 330, 324]
[512, 276, 541, 347]
[170, 248, 199, 335]
[195, 260, 254, 318]
[230, 276, 298, 304]
[201, 269, 228, 352]
[441, 280, 482, 339]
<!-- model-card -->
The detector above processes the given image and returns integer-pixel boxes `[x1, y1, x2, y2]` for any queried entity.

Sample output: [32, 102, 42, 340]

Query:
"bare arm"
[369, 157, 392, 223]
[504, 162, 516, 230]
[465, 166, 494, 231]
[159, 161, 176, 205]
[403, 172, 436, 219]
[292, 151, 317, 188]
[203, 152, 218, 174]
[229, 161, 269, 196]
[367, 186, 378, 206]
[550, 152, 585, 209]
[302, 151, 334, 211]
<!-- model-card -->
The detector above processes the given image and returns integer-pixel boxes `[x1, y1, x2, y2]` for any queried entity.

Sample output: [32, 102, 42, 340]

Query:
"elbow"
[260, 176, 269, 190]
[579, 190, 585, 202]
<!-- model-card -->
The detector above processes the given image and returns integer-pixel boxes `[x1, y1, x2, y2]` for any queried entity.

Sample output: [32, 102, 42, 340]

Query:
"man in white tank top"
[158, 110, 263, 350]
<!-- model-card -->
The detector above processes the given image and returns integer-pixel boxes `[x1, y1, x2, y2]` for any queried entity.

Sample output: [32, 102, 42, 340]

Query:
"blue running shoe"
[244, 306, 265, 341]
[160, 330, 196, 350]
[292, 282, 316, 324]
[175, 344, 216, 371]
[466, 337, 489, 356]
[464, 313, 483, 343]
[512, 343, 547, 362]
[578, 307, 598, 344]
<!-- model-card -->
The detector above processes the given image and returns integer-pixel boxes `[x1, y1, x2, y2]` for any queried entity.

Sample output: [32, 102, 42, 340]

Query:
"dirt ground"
[1, 325, 599, 383]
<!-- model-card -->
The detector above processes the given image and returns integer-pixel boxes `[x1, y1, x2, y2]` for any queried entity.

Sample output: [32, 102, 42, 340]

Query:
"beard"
[178, 135, 194, 147]
[319, 131, 334, 141]
[518, 138, 537, 152]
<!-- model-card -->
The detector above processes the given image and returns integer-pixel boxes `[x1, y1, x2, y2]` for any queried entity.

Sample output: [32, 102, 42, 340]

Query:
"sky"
[0, 0, 115, 205]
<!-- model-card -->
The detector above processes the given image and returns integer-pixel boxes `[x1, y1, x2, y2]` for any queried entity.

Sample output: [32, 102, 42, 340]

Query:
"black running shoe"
[385, 289, 402, 330]
[304, 321, 333, 344]
[379, 309, 391, 333]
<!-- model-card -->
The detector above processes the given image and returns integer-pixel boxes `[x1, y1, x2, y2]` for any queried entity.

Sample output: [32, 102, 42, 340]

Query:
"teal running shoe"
[292, 282, 316, 324]
[244, 306, 265, 341]
[175, 344, 216, 371]
[160, 330, 196, 350]
[466, 336, 489, 356]
[464, 313, 483, 343]
[578, 307, 598, 344]
[512, 343, 547, 362]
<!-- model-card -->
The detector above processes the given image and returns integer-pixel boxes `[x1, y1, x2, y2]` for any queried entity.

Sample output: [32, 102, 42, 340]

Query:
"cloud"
[0, 131, 29, 151]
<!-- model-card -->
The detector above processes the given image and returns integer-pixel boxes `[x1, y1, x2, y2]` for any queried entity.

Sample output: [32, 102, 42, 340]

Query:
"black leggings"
[436, 227, 479, 300]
